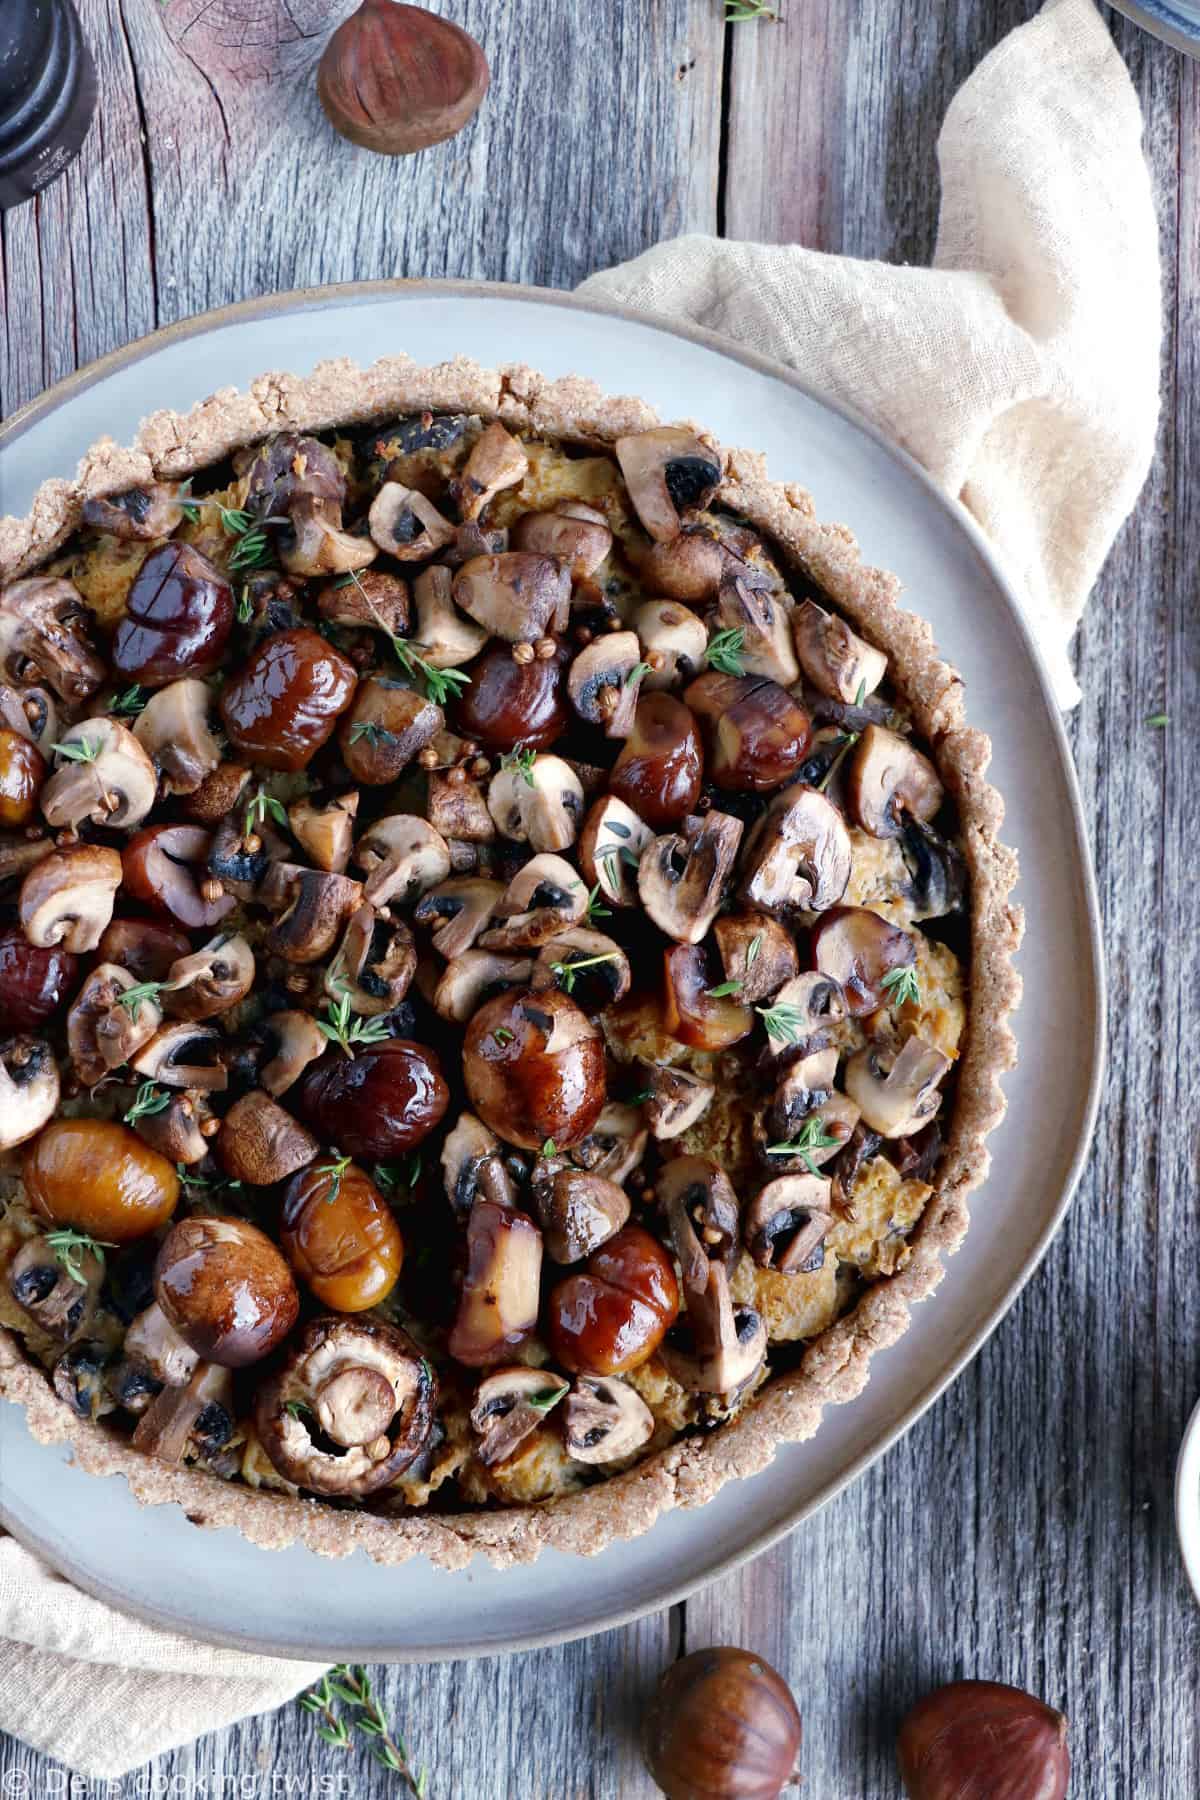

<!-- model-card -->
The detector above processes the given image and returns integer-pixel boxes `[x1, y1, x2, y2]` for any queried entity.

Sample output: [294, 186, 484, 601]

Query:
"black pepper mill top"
[0, 0, 97, 211]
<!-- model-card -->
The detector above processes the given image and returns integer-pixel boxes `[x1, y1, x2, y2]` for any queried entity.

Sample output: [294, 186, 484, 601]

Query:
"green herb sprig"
[340, 568, 470, 706]
[704, 627, 746, 677]
[123, 1081, 171, 1126]
[244, 788, 289, 840]
[300, 1665, 428, 1794]
[755, 1000, 809, 1047]
[217, 506, 284, 574]
[317, 1153, 352, 1204]
[725, 0, 778, 18]
[50, 737, 100, 764]
[349, 721, 399, 749]
[498, 746, 537, 788]
[116, 980, 167, 1016]
[582, 883, 611, 926]
[549, 949, 623, 995]
[317, 991, 391, 1060]
[108, 685, 146, 719]
[764, 1114, 841, 1178]
[44, 1229, 116, 1285]
[880, 964, 922, 1008]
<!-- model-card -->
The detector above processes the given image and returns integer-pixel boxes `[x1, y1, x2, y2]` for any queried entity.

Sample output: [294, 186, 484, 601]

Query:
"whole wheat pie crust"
[0, 358, 1021, 1569]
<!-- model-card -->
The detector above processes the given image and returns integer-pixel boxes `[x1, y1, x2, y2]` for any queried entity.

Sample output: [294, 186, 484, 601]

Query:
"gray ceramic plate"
[1108, 0, 1200, 58]
[0, 282, 1103, 1661]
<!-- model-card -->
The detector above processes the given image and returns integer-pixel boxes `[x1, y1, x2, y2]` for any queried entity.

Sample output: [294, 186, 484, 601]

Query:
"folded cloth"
[579, 0, 1161, 707]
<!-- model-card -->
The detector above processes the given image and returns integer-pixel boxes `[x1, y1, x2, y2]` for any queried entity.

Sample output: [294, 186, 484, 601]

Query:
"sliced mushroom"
[637, 523, 729, 602]
[843, 1035, 951, 1137]
[760, 971, 847, 1055]
[899, 816, 967, 919]
[426, 771, 495, 844]
[532, 926, 631, 1011]
[739, 782, 852, 916]
[440, 1111, 516, 1217]
[478, 853, 588, 950]
[411, 565, 489, 668]
[132, 680, 222, 797]
[663, 942, 754, 1051]
[530, 1164, 630, 1264]
[259, 1010, 327, 1097]
[0, 576, 105, 701]
[130, 823, 238, 929]
[847, 724, 944, 839]
[287, 791, 359, 873]
[0, 681, 58, 752]
[712, 571, 798, 685]
[413, 876, 503, 958]
[325, 904, 416, 1015]
[67, 963, 163, 1082]
[280, 493, 376, 577]
[40, 718, 157, 831]
[657, 1155, 740, 1293]
[512, 501, 612, 577]
[165, 934, 255, 1021]
[452, 553, 571, 643]
[366, 482, 455, 560]
[432, 949, 535, 1023]
[661, 1261, 766, 1397]
[216, 1090, 319, 1185]
[354, 814, 451, 907]
[447, 1198, 543, 1366]
[792, 599, 888, 704]
[8, 1233, 102, 1340]
[206, 814, 282, 903]
[131, 1022, 228, 1092]
[122, 1300, 200, 1393]
[633, 600, 708, 690]
[744, 1174, 834, 1274]
[567, 631, 646, 737]
[577, 794, 655, 908]
[82, 482, 184, 542]
[319, 568, 410, 635]
[487, 754, 584, 853]
[811, 906, 915, 1016]
[711, 912, 799, 1004]
[259, 863, 363, 964]
[451, 421, 529, 521]
[562, 1375, 654, 1464]
[637, 811, 744, 945]
[761, 1081, 860, 1177]
[644, 1066, 714, 1140]
[132, 1090, 211, 1165]
[567, 1102, 648, 1185]
[614, 427, 723, 542]
[18, 844, 122, 951]
[132, 1360, 236, 1464]
[53, 1341, 117, 1421]
[240, 430, 346, 517]
[470, 1366, 569, 1466]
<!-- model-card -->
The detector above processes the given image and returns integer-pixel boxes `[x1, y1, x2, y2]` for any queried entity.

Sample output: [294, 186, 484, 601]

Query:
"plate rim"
[0, 278, 1106, 1661]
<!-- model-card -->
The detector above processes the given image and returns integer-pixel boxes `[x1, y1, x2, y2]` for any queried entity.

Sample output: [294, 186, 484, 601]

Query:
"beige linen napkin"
[580, 0, 1161, 707]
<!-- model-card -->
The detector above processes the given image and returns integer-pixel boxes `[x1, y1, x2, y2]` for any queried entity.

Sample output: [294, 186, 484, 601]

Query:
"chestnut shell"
[643, 1647, 802, 1800]
[897, 1679, 1069, 1800]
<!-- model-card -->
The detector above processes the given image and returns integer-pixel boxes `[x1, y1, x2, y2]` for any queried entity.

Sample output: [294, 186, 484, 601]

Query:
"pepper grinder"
[0, 0, 97, 212]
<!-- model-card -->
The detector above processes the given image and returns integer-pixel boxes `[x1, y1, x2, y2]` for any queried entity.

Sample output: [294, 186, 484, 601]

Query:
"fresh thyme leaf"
[755, 1000, 808, 1046]
[316, 992, 391, 1059]
[349, 721, 398, 748]
[549, 949, 622, 995]
[178, 480, 201, 525]
[1145, 712, 1170, 728]
[284, 1399, 315, 1423]
[499, 745, 537, 787]
[725, 0, 778, 17]
[236, 585, 253, 624]
[407, 1152, 422, 1189]
[116, 979, 165, 1015]
[582, 883, 611, 925]
[340, 567, 472, 705]
[853, 677, 867, 706]
[318, 1153, 352, 1204]
[625, 660, 653, 688]
[705, 978, 743, 998]
[301, 1666, 427, 1796]
[628, 1088, 654, 1106]
[541, 1138, 557, 1158]
[816, 731, 859, 794]
[746, 932, 763, 969]
[704, 626, 746, 677]
[880, 964, 922, 1008]
[44, 1228, 116, 1284]
[244, 788, 289, 839]
[108, 684, 146, 718]
[764, 1114, 841, 1177]
[50, 736, 100, 764]
[527, 1380, 569, 1414]
[492, 1025, 515, 1047]
[123, 1081, 171, 1125]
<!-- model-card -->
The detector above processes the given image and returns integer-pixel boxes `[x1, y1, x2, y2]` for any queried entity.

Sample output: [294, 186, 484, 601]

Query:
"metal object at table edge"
[1106, 0, 1200, 57]
[0, 278, 1106, 1662]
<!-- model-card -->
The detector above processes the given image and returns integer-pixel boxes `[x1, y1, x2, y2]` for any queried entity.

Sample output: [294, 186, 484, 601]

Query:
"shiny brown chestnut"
[547, 1223, 679, 1376]
[112, 542, 234, 686]
[122, 825, 236, 930]
[684, 671, 812, 792]
[281, 1160, 404, 1313]
[897, 1680, 1069, 1800]
[298, 1038, 450, 1161]
[154, 1215, 299, 1368]
[643, 1647, 803, 1800]
[463, 986, 606, 1152]
[96, 917, 193, 983]
[609, 692, 703, 829]
[0, 928, 77, 1031]
[219, 627, 358, 770]
[451, 637, 570, 749]
[0, 728, 45, 826]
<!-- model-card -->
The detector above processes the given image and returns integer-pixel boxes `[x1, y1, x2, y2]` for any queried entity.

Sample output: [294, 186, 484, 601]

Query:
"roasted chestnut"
[219, 627, 358, 770]
[0, 727, 45, 826]
[122, 824, 236, 930]
[685, 671, 812, 792]
[154, 1215, 299, 1367]
[24, 1118, 179, 1241]
[663, 943, 754, 1050]
[298, 1039, 450, 1160]
[463, 986, 606, 1152]
[0, 928, 77, 1031]
[111, 542, 234, 685]
[96, 918, 193, 982]
[897, 1679, 1069, 1800]
[609, 693, 703, 829]
[281, 1160, 404, 1312]
[451, 637, 570, 749]
[643, 1647, 802, 1800]
[547, 1222, 679, 1375]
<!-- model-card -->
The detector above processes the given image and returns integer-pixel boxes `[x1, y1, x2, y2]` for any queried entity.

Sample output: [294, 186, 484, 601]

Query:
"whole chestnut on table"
[462, 985, 606, 1152]
[643, 1647, 802, 1800]
[219, 627, 358, 770]
[609, 692, 703, 829]
[281, 1160, 404, 1312]
[547, 1222, 678, 1376]
[111, 541, 234, 685]
[154, 1215, 299, 1367]
[0, 928, 77, 1031]
[684, 671, 811, 792]
[23, 1119, 179, 1242]
[0, 728, 46, 826]
[451, 638, 570, 749]
[298, 1038, 449, 1161]
[897, 1680, 1069, 1800]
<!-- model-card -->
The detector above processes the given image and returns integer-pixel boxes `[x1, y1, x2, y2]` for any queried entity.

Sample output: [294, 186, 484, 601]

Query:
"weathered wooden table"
[2, 1, 1195, 1793]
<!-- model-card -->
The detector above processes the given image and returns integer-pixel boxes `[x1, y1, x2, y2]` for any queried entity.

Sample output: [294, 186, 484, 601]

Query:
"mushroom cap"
[843, 1034, 951, 1138]
[567, 631, 645, 737]
[711, 911, 799, 1004]
[18, 843, 123, 952]
[354, 813, 451, 908]
[487, 755, 584, 854]
[810, 905, 915, 1017]
[132, 679, 222, 797]
[562, 1374, 654, 1464]
[740, 782, 853, 916]
[82, 482, 184, 542]
[744, 1174, 834, 1273]
[644, 1066, 714, 1140]
[215, 1090, 320, 1186]
[638, 810, 744, 946]
[0, 576, 106, 701]
[532, 926, 631, 1011]
[154, 1215, 299, 1367]
[324, 904, 416, 1016]
[577, 794, 655, 908]
[512, 505, 612, 578]
[633, 599, 708, 690]
[259, 1009, 327, 1097]
[567, 1101, 649, 1187]
[713, 572, 799, 686]
[40, 717, 158, 832]
[413, 876, 503, 959]
[367, 482, 456, 560]
[661, 1263, 767, 1398]
[339, 677, 443, 784]
[287, 791, 359, 874]
[260, 863, 363, 964]
[614, 427, 723, 542]
[662, 941, 755, 1052]
[67, 961, 162, 1084]
[452, 421, 530, 521]
[470, 1366, 569, 1467]
[164, 933, 256, 1022]
[280, 493, 378, 577]
[531, 1164, 631, 1264]
[123, 823, 238, 931]
[440, 1111, 514, 1217]
[0, 1036, 60, 1152]
[0, 680, 58, 751]
[463, 985, 607, 1152]
[131, 1020, 229, 1091]
[478, 852, 588, 950]
[792, 598, 888, 704]
[412, 565, 489, 668]
[452, 553, 570, 643]
[657, 1154, 740, 1292]
[847, 724, 944, 839]
[432, 948, 535, 1023]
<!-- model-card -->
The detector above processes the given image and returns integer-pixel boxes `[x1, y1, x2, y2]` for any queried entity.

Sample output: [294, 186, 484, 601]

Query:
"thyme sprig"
[44, 1228, 116, 1285]
[116, 980, 167, 1015]
[707, 931, 762, 998]
[582, 883, 611, 925]
[349, 720, 399, 748]
[244, 788, 289, 840]
[755, 1000, 809, 1046]
[108, 685, 146, 718]
[764, 1114, 841, 1178]
[549, 949, 623, 995]
[123, 1081, 171, 1126]
[318, 1153, 352, 1204]
[317, 990, 391, 1059]
[498, 745, 537, 787]
[339, 567, 471, 706]
[217, 506, 285, 574]
[880, 964, 922, 1008]
[50, 736, 100, 764]
[725, 0, 778, 18]
[703, 627, 745, 677]
[300, 1665, 428, 1794]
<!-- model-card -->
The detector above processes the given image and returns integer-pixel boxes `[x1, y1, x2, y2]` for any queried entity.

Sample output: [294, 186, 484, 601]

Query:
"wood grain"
[2, 0, 1197, 1794]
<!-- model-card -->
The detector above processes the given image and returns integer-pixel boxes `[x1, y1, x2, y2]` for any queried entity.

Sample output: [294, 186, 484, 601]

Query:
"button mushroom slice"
[791, 598, 888, 704]
[532, 925, 631, 1010]
[899, 816, 967, 919]
[131, 679, 222, 797]
[711, 912, 799, 1004]
[767, 1042, 839, 1117]
[131, 1090, 212, 1165]
[427, 771, 496, 844]
[432, 949, 535, 1023]
[259, 1009, 327, 1097]
[254, 1316, 437, 1498]
[216, 1089, 320, 1185]
[637, 811, 744, 946]
[340, 678, 443, 785]
[18, 843, 122, 951]
[614, 426, 724, 542]
[452, 552, 571, 643]
[470, 1366, 570, 1467]
[324, 904, 416, 1015]
[843, 1035, 951, 1138]
[318, 568, 410, 635]
[451, 421, 530, 521]
[81, 482, 184, 542]
[0, 576, 105, 702]
[633, 599, 708, 691]
[487, 754, 584, 854]
[567, 1102, 648, 1186]
[413, 876, 503, 958]
[744, 1174, 834, 1274]
[354, 814, 451, 908]
[567, 631, 647, 739]
[657, 1155, 741, 1294]
[128, 823, 238, 929]
[132, 1359, 235, 1464]
[661, 1261, 767, 1398]
[847, 724, 944, 839]
[530, 1164, 631, 1264]
[447, 1197, 544, 1367]
[478, 853, 589, 950]
[240, 429, 347, 516]
[53, 1341, 117, 1422]
[761, 971, 848, 1058]
[279, 492, 377, 577]
[712, 571, 799, 686]
[367, 481, 457, 560]
[663, 942, 755, 1051]
[512, 501, 613, 577]
[577, 794, 655, 908]
[644, 1066, 714, 1140]
[164, 933, 256, 1021]
[739, 783, 853, 918]
[131, 1022, 228, 1092]
[67, 962, 164, 1082]
[409, 565, 489, 669]
[121, 1300, 201, 1394]
[441, 1111, 516, 1217]
[563, 1374, 655, 1465]
[761, 1071, 859, 1177]
[811, 906, 915, 1017]
[287, 790, 359, 873]
[259, 863, 364, 964]
[0, 681, 58, 752]
[9, 1233, 104, 1340]
[40, 717, 158, 832]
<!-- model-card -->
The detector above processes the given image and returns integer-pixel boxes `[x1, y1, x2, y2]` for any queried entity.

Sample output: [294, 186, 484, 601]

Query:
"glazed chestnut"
[463, 986, 606, 1152]
[96, 917, 193, 983]
[663, 943, 754, 1050]
[609, 693, 703, 829]
[111, 542, 234, 686]
[0, 728, 45, 826]
[298, 1039, 449, 1161]
[897, 1680, 1069, 1800]
[685, 672, 812, 792]
[219, 627, 358, 770]
[154, 1215, 299, 1367]
[122, 824, 236, 930]
[811, 905, 915, 1016]
[451, 638, 570, 750]
[281, 1161, 404, 1312]
[0, 928, 77, 1031]
[547, 1222, 679, 1376]
[643, 1648, 802, 1800]
[24, 1119, 179, 1242]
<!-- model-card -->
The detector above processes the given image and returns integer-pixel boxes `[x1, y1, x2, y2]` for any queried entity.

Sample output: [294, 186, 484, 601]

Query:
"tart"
[0, 358, 1021, 1568]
